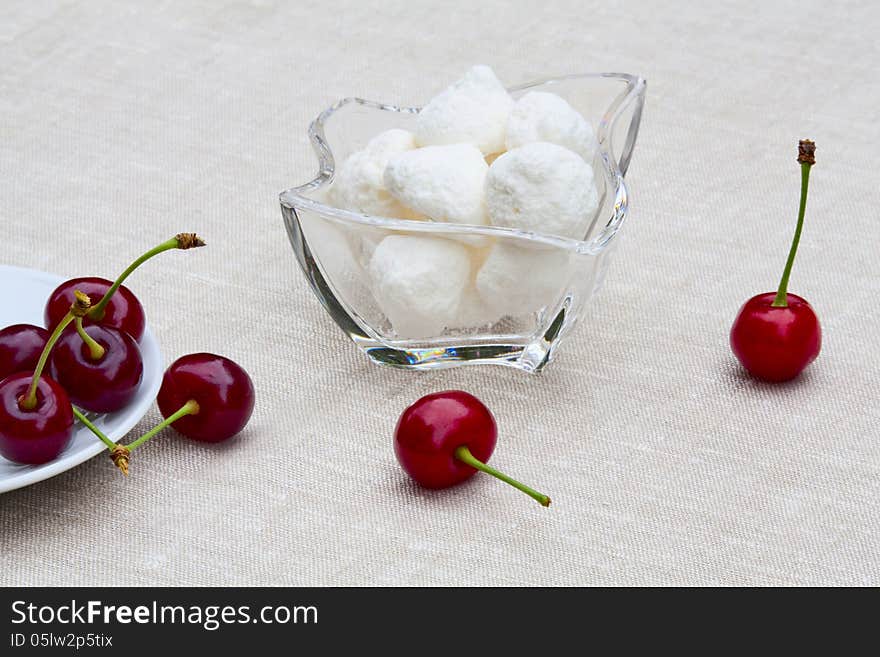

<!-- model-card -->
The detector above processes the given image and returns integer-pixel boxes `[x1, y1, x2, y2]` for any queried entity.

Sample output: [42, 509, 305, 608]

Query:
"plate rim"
[0, 264, 163, 493]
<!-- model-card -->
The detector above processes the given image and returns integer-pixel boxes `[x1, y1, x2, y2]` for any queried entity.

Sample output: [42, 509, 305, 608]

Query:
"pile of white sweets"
[328, 65, 599, 338]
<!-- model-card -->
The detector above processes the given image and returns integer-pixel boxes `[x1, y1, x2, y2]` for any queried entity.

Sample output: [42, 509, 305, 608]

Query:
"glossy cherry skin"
[730, 292, 821, 382]
[157, 353, 255, 442]
[394, 390, 496, 489]
[44, 277, 146, 343]
[49, 325, 143, 413]
[0, 324, 49, 381]
[0, 372, 74, 464]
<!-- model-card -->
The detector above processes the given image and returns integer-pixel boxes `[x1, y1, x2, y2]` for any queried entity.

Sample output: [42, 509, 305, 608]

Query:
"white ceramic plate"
[0, 265, 162, 493]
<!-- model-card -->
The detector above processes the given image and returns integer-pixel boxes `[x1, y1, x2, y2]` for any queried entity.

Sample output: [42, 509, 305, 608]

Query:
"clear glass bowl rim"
[279, 72, 646, 256]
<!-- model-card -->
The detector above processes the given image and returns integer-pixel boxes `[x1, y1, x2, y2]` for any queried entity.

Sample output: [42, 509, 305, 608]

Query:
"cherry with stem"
[395, 390, 551, 507]
[0, 292, 91, 464]
[730, 140, 822, 382]
[154, 353, 254, 443]
[99, 354, 253, 474]
[44, 233, 205, 342]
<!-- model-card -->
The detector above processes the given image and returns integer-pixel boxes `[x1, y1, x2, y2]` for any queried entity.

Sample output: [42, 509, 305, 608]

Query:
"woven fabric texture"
[1, 0, 878, 586]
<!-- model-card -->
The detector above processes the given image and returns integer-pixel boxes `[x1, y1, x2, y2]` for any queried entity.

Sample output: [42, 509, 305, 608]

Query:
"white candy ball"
[329, 129, 422, 219]
[485, 142, 598, 239]
[506, 91, 595, 161]
[475, 241, 572, 318]
[447, 243, 503, 329]
[450, 286, 503, 330]
[384, 143, 488, 227]
[368, 234, 472, 338]
[415, 65, 514, 155]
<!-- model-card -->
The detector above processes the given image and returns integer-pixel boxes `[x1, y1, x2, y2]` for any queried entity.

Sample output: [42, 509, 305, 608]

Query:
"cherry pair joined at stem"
[36, 233, 204, 414]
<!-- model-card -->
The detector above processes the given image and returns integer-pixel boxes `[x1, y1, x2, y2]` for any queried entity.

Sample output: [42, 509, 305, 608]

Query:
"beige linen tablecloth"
[1, 0, 878, 586]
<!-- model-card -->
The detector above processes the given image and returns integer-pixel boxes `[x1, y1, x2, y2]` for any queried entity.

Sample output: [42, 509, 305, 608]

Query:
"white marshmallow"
[475, 241, 573, 318]
[415, 65, 514, 155]
[384, 144, 489, 227]
[448, 243, 503, 329]
[363, 127, 418, 159]
[485, 142, 599, 239]
[506, 91, 595, 161]
[451, 286, 503, 329]
[329, 129, 423, 218]
[368, 234, 472, 338]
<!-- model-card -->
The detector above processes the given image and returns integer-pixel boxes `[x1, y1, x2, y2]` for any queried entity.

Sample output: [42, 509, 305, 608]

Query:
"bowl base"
[359, 304, 570, 373]
[363, 342, 551, 373]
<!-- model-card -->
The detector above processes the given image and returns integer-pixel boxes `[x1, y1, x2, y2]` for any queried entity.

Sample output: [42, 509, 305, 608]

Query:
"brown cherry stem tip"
[72, 290, 92, 317]
[798, 139, 816, 166]
[109, 445, 131, 476]
[175, 233, 206, 250]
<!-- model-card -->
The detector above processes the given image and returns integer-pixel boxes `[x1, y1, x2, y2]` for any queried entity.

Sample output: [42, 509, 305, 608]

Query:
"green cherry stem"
[454, 445, 551, 507]
[20, 291, 92, 410]
[75, 317, 105, 360]
[103, 400, 200, 475]
[772, 140, 816, 308]
[126, 399, 200, 451]
[71, 406, 126, 475]
[71, 407, 117, 450]
[90, 233, 206, 320]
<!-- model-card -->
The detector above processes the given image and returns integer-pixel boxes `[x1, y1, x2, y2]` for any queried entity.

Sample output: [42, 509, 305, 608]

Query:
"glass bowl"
[280, 73, 646, 373]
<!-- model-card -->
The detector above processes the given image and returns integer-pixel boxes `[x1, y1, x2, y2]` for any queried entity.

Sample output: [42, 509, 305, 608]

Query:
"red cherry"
[0, 372, 74, 464]
[49, 325, 143, 413]
[732, 140, 821, 382]
[0, 324, 49, 381]
[45, 277, 146, 343]
[156, 353, 255, 442]
[394, 391, 550, 505]
[394, 390, 496, 488]
[98, 353, 254, 473]
[0, 291, 92, 465]
[730, 293, 821, 382]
